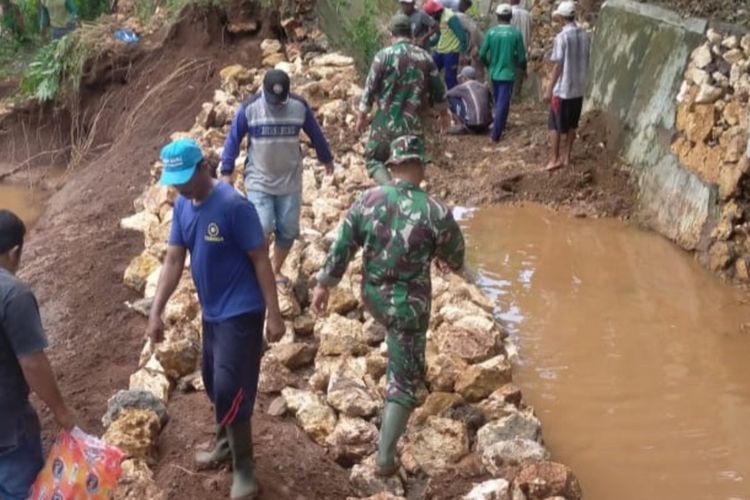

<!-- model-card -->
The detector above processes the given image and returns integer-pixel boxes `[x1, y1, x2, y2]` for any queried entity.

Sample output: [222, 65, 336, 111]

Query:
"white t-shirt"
[551, 23, 591, 99]
[511, 6, 532, 54]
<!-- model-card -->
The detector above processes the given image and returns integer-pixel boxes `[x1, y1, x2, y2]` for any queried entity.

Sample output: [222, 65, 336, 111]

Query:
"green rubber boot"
[195, 425, 230, 469]
[375, 402, 412, 476]
[227, 421, 259, 499]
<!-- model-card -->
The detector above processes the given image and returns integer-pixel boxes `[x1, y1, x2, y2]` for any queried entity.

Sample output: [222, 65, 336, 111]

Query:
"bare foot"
[562, 155, 571, 167]
[544, 160, 564, 172]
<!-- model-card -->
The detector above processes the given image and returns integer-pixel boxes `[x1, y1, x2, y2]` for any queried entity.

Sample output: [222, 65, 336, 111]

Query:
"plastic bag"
[28, 427, 125, 500]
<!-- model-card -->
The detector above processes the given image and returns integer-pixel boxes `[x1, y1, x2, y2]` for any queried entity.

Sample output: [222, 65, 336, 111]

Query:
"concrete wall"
[585, 0, 711, 249]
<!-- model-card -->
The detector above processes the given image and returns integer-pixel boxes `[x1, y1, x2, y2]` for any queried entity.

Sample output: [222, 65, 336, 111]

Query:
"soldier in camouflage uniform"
[312, 135, 465, 476]
[356, 14, 449, 185]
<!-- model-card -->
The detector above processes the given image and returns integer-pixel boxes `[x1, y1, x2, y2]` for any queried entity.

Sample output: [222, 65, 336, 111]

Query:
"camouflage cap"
[390, 13, 412, 36]
[386, 135, 430, 167]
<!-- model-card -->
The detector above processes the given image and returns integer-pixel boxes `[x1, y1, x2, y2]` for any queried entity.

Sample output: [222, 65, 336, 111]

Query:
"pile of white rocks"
[113, 32, 582, 500]
[672, 28, 750, 280]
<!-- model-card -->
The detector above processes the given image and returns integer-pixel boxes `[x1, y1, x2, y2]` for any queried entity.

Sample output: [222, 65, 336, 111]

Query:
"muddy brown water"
[0, 184, 43, 226]
[460, 203, 750, 500]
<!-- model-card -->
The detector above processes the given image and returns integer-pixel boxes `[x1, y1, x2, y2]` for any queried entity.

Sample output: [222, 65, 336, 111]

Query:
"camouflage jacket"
[358, 39, 448, 134]
[317, 180, 465, 332]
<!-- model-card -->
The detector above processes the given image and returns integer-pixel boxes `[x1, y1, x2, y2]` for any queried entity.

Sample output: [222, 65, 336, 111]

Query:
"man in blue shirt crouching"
[147, 138, 285, 499]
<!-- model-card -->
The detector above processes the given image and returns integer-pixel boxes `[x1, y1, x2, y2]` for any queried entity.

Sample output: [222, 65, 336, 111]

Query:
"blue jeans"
[0, 430, 44, 500]
[202, 312, 265, 425]
[433, 52, 460, 90]
[491, 80, 514, 142]
[246, 190, 301, 250]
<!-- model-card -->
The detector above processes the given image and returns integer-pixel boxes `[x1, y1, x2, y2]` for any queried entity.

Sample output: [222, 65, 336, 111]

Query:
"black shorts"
[548, 96, 583, 133]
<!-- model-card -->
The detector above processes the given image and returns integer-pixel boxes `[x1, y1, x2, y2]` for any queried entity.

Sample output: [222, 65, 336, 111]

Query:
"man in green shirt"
[312, 136, 465, 477]
[479, 3, 526, 142]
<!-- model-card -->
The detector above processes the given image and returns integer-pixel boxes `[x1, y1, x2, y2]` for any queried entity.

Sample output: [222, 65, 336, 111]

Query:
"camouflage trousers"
[384, 327, 428, 409]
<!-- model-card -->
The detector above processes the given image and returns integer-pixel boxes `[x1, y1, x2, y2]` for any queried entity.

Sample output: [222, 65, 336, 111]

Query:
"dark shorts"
[548, 96, 583, 134]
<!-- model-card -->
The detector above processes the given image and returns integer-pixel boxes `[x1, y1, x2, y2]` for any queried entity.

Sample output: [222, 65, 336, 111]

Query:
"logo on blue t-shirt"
[205, 222, 224, 243]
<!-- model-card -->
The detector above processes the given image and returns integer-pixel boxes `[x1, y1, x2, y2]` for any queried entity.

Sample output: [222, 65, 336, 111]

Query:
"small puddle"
[0, 184, 43, 226]
[461, 203, 750, 500]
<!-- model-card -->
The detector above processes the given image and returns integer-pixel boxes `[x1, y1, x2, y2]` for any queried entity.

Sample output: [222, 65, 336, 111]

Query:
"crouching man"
[311, 136, 465, 476]
[146, 138, 285, 499]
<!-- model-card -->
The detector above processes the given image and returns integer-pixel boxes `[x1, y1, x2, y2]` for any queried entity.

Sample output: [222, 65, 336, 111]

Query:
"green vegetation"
[320, 0, 387, 73]
[344, 0, 383, 73]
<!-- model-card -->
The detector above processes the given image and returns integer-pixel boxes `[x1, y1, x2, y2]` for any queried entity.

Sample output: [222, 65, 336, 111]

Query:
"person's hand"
[146, 314, 165, 344]
[355, 112, 369, 135]
[266, 312, 286, 343]
[437, 111, 451, 134]
[311, 284, 330, 315]
[544, 86, 553, 102]
[436, 259, 452, 274]
[323, 162, 334, 175]
[55, 407, 77, 432]
[221, 173, 233, 184]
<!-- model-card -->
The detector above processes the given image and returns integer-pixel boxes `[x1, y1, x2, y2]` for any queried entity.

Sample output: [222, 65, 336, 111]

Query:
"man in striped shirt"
[221, 69, 334, 286]
[545, 1, 591, 171]
[446, 66, 492, 134]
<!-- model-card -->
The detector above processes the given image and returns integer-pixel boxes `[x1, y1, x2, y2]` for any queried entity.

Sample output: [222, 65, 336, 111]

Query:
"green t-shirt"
[479, 24, 527, 82]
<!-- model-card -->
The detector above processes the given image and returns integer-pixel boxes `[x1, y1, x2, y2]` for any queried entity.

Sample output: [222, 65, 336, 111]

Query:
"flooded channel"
[0, 184, 43, 225]
[461, 204, 750, 500]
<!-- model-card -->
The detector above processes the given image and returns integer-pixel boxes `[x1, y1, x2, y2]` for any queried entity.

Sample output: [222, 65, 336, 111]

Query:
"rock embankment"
[673, 28, 750, 280]
[110, 33, 582, 500]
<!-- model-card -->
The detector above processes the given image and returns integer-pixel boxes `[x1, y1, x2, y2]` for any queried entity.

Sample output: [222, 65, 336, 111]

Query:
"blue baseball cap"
[158, 138, 204, 185]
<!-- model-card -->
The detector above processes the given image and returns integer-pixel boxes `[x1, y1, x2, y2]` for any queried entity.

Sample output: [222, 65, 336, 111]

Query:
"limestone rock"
[142, 184, 175, 215]
[293, 313, 316, 336]
[311, 53, 355, 67]
[271, 342, 317, 370]
[426, 351, 468, 392]
[691, 44, 712, 69]
[267, 395, 288, 417]
[120, 211, 159, 234]
[363, 317, 387, 345]
[463, 479, 511, 500]
[318, 99, 348, 126]
[685, 104, 716, 143]
[263, 52, 287, 67]
[317, 313, 368, 356]
[220, 64, 253, 87]
[195, 102, 217, 129]
[706, 29, 722, 45]
[476, 411, 542, 452]
[129, 366, 170, 402]
[455, 355, 513, 402]
[114, 459, 166, 500]
[328, 277, 359, 315]
[103, 390, 168, 428]
[719, 126, 746, 163]
[405, 416, 470, 475]
[477, 385, 523, 420]
[259, 355, 296, 393]
[434, 323, 498, 364]
[261, 39, 283, 57]
[742, 34, 750, 55]
[301, 242, 328, 276]
[481, 438, 550, 472]
[279, 288, 302, 318]
[365, 351, 388, 380]
[347, 494, 406, 500]
[513, 461, 583, 500]
[708, 241, 732, 271]
[723, 48, 745, 65]
[282, 388, 337, 445]
[349, 455, 405, 497]
[123, 252, 161, 293]
[144, 266, 161, 299]
[176, 370, 204, 393]
[411, 392, 464, 427]
[723, 100, 743, 126]
[723, 35, 739, 50]
[736, 258, 750, 281]
[155, 339, 200, 379]
[686, 65, 709, 86]
[325, 416, 378, 464]
[694, 83, 723, 104]
[327, 364, 380, 418]
[103, 409, 161, 463]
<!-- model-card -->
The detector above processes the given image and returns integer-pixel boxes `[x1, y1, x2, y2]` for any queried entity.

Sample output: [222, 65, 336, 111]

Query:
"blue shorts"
[0, 429, 44, 500]
[246, 190, 301, 250]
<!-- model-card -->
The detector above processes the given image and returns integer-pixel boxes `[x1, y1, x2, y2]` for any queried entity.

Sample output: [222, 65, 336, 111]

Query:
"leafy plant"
[343, 0, 384, 72]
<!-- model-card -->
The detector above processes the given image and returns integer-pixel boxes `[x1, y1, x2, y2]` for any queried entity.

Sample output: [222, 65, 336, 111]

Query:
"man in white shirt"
[544, 0, 591, 171]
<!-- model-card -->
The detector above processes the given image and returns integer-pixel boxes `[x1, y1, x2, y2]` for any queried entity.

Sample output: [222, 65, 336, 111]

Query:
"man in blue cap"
[147, 138, 285, 499]
[221, 69, 334, 290]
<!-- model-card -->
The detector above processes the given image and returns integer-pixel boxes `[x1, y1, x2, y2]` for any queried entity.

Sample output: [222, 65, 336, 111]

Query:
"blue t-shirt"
[169, 182, 266, 322]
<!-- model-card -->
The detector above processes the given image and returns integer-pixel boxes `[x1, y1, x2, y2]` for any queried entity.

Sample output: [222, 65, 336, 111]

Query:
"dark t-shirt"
[0, 268, 48, 449]
[409, 9, 436, 45]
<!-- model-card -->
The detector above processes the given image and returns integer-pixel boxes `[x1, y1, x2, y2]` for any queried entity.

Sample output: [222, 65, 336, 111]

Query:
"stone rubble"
[108, 18, 579, 497]
[673, 29, 750, 281]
